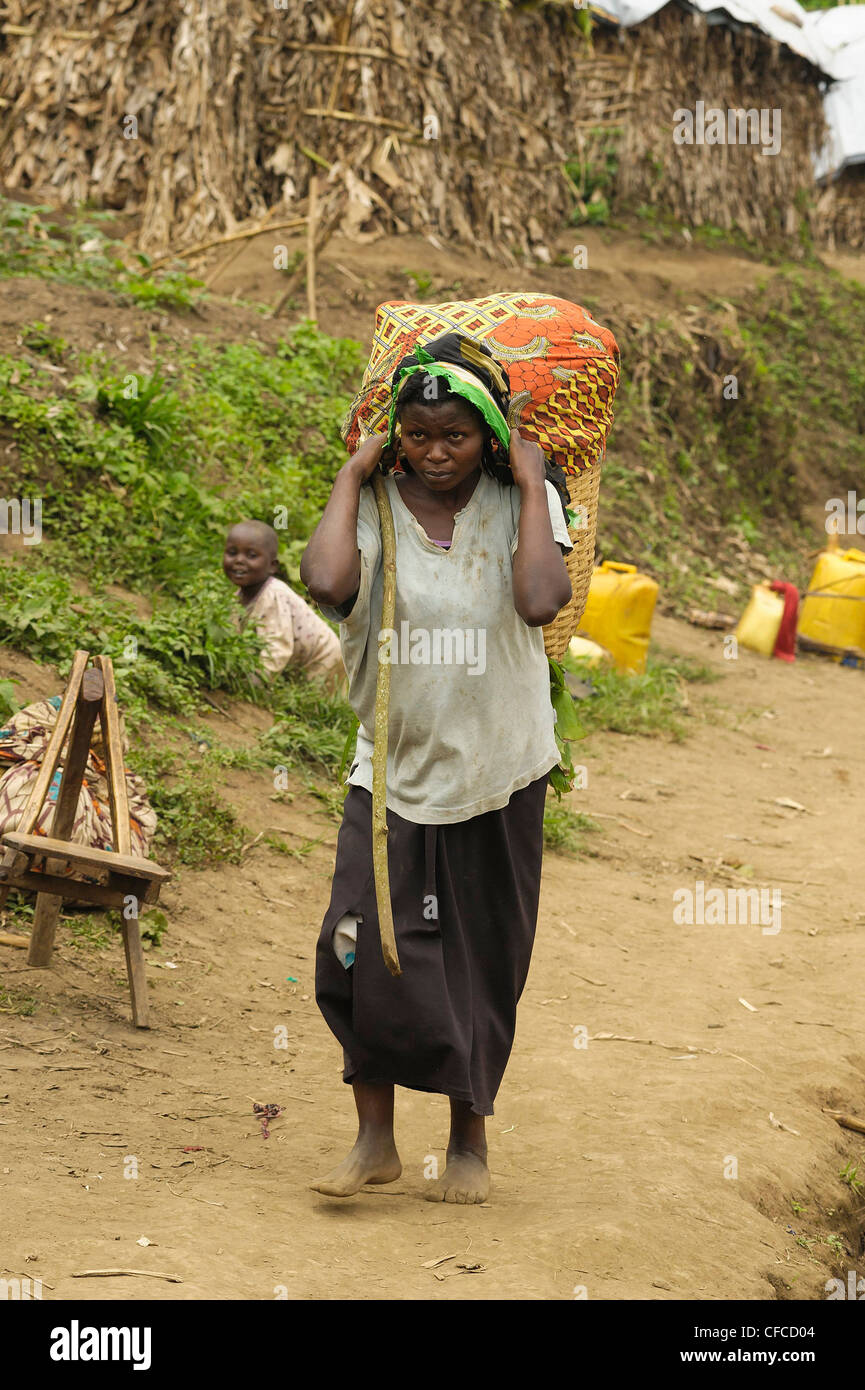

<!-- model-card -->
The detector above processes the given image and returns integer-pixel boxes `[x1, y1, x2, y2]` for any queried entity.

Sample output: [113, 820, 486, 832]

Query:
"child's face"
[223, 526, 276, 589]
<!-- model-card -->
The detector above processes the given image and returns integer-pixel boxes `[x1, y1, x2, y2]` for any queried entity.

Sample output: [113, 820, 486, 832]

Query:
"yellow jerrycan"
[797, 545, 865, 653]
[735, 583, 785, 655]
[577, 560, 658, 674]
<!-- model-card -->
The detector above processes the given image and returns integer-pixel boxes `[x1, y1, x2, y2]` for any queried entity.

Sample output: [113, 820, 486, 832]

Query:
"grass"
[561, 651, 717, 741]
[0, 984, 37, 1016]
[543, 801, 600, 855]
[597, 263, 865, 616]
[0, 323, 363, 596]
[128, 748, 249, 868]
[0, 200, 203, 308]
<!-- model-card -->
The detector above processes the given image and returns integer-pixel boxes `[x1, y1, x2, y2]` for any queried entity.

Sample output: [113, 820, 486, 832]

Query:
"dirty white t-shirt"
[319, 471, 572, 825]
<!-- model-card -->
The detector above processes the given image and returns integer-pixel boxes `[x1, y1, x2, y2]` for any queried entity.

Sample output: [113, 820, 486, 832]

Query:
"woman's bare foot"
[311, 1081, 400, 1197]
[311, 1133, 402, 1197]
[425, 1147, 490, 1203]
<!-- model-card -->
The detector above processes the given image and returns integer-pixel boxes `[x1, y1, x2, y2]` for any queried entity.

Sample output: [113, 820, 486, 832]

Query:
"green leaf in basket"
[551, 686, 584, 742]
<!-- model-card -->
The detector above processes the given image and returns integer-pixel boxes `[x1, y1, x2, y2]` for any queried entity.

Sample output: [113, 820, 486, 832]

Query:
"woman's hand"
[344, 430, 388, 483]
[508, 428, 547, 492]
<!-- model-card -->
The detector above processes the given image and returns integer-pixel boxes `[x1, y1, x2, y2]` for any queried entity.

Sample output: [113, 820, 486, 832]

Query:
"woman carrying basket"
[300, 332, 573, 1203]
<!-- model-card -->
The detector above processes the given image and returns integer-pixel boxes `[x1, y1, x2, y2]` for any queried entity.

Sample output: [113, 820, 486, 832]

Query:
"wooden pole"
[371, 469, 400, 977]
[305, 175, 318, 322]
[142, 218, 307, 272]
[93, 656, 150, 1029]
[0, 650, 89, 856]
[27, 667, 103, 967]
[113, 873, 151, 1031]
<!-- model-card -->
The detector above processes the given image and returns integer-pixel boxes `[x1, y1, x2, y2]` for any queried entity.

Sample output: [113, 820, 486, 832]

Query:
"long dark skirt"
[315, 774, 548, 1116]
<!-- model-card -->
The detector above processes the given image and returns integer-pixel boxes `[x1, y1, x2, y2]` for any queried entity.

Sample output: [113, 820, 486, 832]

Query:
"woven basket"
[543, 464, 601, 661]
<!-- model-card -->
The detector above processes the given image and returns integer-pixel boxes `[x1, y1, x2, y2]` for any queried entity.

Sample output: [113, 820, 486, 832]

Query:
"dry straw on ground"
[0, 0, 859, 255]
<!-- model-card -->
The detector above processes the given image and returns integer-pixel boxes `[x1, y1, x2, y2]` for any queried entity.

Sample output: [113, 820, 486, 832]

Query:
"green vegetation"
[66, 906, 167, 952]
[839, 1161, 863, 1197]
[543, 801, 600, 855]
[565, 127, 623, 227]
[0, 983, 37, 1016]
[562, 651, 716, 741]
[0, 320, 362, 594]
[403, 268, 434, 299]
[0, 200, 204, 308]
[599, 264, 865, 610]
[0, 197, 366, 871]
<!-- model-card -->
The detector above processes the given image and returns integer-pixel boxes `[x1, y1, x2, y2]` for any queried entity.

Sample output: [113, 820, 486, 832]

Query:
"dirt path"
[2, 616, 863, 1302]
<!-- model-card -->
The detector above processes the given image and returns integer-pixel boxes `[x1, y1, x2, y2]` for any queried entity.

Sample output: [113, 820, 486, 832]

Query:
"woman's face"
[398, 397, 485, 493]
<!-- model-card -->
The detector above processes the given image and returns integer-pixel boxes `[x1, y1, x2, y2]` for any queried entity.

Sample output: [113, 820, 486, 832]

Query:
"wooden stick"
[0, 932, 28, 948]
[1, 24, 97, 39]
[269, 204, 341, 319]
[0, 869, 156, 908]
[371, 470, 400, 977]
[143, 219, 307, 272]
[114, 879, 151, 1030]
[326, 4, 356, 115]
[71, 1269, 182, 1283]
[94, 656, 151, 1030]
[306, 175, 318, 322]
[255, 39, 409, 65]
[27, 667, 103, 969]
[302, 108, 416, 133]
[823, 1108, 865, 1137]
[205, 203, 279, 289]
[92, 657, 130, 856]
[2, 650, 88, 854]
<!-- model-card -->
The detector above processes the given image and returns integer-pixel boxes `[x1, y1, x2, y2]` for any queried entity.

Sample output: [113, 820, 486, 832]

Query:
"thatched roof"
[0, 0, 860, 256]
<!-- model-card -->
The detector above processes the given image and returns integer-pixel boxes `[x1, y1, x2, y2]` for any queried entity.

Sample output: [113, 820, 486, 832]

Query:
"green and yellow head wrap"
[386, 334, 511, 452]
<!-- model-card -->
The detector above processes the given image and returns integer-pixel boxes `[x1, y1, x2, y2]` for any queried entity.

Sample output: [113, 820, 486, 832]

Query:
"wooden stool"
[0, 650, 171, 1028]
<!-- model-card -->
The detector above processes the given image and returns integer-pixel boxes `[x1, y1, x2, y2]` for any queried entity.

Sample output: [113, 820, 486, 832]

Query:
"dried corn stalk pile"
[0, 0, 858, 256]
[611, 6, 861, 249]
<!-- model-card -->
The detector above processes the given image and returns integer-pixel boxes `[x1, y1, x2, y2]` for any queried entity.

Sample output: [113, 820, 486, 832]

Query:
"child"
[223, 520, 344, 690]
[301, 332, 573, 1204]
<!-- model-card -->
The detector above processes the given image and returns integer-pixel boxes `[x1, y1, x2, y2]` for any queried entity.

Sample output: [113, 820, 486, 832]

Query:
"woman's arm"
[509, 429, 573, 627]
[300, 433, 386, 607]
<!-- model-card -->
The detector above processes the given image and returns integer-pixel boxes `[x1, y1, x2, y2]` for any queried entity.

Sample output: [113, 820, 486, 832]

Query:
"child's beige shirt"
[239, 576, 341, 678]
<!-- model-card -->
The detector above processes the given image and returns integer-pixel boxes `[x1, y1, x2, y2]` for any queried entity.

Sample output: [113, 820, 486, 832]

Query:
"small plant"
[548, 657, 586, 795]
[543, 801, 599, 855]
[140, 908, 168, 948]
[95, 371, 184, 458]
[261, 668, 359, 776]
[565, 127, 623, 227]
[21, 321, 68, 362]
[0, 984, 37, 1016]
[839, 1161, 863, 1196]
[68, 913, 115, 951]
[117, 269, 203, 311]
[560, 653, 703, 741]
[404, 269, 434, 300]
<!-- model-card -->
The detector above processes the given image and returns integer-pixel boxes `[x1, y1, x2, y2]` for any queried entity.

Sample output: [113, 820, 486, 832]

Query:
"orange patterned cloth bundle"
[341, 291, 620, 475]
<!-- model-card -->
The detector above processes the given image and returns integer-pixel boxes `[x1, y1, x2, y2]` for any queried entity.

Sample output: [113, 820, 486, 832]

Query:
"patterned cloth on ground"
[0, 697, 157, 870]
